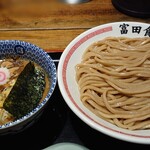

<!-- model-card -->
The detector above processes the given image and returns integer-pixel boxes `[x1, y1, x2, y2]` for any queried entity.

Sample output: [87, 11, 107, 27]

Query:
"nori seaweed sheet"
[3, 62, 46, 119]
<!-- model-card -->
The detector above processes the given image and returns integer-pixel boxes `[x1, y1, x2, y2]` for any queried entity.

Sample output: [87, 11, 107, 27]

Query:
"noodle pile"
[75, 37, 150, 130]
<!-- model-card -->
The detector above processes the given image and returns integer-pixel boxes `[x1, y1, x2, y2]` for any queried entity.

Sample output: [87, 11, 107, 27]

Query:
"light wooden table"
[0, 0, 149, 53]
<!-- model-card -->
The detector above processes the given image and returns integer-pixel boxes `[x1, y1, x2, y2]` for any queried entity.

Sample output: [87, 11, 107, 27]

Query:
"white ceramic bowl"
[0, 40, 57, 135]
[58, 21, 150, 144]
[43, 142, 89, 150]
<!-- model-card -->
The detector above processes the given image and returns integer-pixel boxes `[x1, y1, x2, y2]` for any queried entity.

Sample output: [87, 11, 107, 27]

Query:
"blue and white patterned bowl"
[0, 40, 57, 135]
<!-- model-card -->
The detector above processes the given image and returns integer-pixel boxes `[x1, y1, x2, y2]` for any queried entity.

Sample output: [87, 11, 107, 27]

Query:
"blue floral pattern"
[0, 40, 57, 130]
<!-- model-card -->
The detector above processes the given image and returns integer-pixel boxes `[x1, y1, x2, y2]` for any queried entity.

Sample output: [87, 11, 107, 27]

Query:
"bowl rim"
[0, 40, 57, 130]
[58, 21, 150, 144]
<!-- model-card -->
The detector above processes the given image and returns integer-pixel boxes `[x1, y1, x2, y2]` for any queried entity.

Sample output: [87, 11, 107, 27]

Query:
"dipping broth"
[0, 57, 50, 125]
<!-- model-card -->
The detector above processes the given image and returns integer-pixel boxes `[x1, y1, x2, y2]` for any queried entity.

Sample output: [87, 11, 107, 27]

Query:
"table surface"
[0, 0, 150, 52]
[0, 0, 150, 149]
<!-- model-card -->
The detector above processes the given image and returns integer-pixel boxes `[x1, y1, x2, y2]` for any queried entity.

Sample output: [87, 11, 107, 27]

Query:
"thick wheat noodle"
[121, 104, 147, 110]
[103, 90, 150, 115]
[95, 53, 150, 67]
[79, 68, 150, 94]
[83, 101, 114, 124]
[113, 118, 134, 129]
[79, 64, 150, 78]
[86, 99, 110, 114]
[75, 36, 150, 130]
[128, 120, 150, 130]
[81, 92, 105, 107]
[113, 98, 149, 107]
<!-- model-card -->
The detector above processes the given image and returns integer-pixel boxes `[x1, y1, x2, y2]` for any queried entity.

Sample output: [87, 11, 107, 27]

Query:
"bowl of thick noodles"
[0, 40, 56, 135]
[58, 21, 150, 144]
